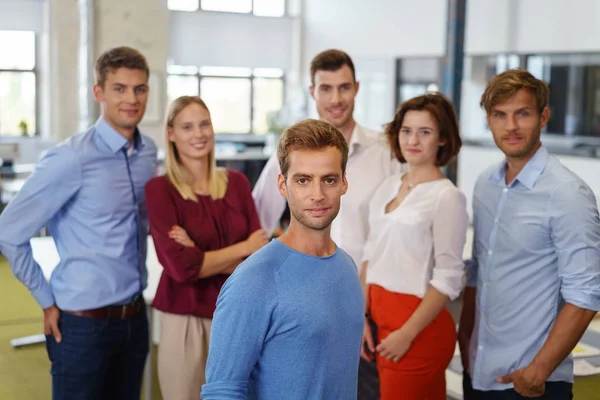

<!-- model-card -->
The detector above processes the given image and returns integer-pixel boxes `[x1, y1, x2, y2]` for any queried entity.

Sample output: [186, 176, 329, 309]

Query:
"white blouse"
[363, 173, 468, 300]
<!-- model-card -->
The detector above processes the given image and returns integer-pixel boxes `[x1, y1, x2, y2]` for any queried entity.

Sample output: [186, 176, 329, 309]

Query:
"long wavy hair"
[164, 96, 228, 201]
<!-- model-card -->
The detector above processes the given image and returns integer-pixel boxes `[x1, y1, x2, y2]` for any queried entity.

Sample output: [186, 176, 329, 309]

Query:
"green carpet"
[0, 257, 163, 400]
[1, 257, 599, 399]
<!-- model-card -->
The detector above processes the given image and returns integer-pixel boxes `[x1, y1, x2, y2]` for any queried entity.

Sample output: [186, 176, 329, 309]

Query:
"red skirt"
[369, 284, 456, 400]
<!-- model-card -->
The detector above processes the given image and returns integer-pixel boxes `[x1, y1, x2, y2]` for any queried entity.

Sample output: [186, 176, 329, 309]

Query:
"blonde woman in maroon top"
[145, 96, 268, 400]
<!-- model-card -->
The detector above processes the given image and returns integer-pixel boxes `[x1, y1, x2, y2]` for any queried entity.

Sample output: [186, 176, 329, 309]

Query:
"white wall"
[457, 145, 600, 221]
[303, 0, 448, 60]
[168, 11, 294, 69]
[96, 0, 170, 144]
[302, 0, 447, 131]
[0, 0, 43, 32]
[466, 0, 600, 54]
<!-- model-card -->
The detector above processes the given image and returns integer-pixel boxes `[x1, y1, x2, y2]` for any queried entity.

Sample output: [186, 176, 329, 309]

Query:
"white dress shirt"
[363, 174, 468, 300]
[252, 124, 404, 269]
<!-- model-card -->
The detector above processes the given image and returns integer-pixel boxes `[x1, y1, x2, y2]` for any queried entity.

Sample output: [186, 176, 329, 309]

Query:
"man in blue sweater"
[201, 119, 365, 399]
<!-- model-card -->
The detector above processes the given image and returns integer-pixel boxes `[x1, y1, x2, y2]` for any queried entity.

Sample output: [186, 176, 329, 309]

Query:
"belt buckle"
[121, 306, 127, 319]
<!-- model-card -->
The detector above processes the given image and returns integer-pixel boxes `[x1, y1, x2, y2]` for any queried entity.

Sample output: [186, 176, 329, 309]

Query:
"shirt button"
[488, 250, 493, 255]
[494, 218, 499, 224]
[503, 188, 508, 193]
[478, 345, 484, 350]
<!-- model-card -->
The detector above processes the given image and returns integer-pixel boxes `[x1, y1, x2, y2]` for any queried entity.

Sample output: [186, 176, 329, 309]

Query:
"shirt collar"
[348, 123, 368, 154]
[490, 145, 549, 190]
[95, 116, 145, 154]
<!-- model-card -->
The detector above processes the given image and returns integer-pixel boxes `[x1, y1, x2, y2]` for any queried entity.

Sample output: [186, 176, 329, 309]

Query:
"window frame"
[167, 68, 286, 135]
[394, 58, 442, 108]
[0, 30, 38, 137]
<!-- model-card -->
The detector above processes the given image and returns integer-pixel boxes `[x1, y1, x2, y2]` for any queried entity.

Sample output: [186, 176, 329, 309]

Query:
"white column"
[47, 0, 80, 141]
[78, 0, 96, 132]
[95, 0, 170, 145]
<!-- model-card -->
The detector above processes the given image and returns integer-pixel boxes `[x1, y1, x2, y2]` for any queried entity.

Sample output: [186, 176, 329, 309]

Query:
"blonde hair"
[164, 96, 228, 201]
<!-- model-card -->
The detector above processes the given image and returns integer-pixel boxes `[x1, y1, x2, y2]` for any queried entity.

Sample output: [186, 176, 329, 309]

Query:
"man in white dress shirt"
[252, 49, 403, 270]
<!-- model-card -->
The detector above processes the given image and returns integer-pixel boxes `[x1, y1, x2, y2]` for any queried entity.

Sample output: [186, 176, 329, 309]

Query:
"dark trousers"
[45, 308, 149, 400]
[357, 357, 380, 399]
[463, 373, 573, 400]
[357, 315, 380, 400]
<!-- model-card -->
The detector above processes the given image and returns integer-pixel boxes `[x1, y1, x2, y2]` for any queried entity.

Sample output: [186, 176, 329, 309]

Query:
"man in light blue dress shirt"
[0, 47, 157, 399]
[458, 69, 600, 399]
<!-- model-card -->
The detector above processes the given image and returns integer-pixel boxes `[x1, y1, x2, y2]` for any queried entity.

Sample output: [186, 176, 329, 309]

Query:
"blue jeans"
[45, 308, 149, 400]
[463, 372, 573, 400]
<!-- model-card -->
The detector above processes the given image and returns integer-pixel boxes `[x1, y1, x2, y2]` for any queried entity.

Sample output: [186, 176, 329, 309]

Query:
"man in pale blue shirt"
[458, 69, 600, 399]
[0, 47, 157, 399]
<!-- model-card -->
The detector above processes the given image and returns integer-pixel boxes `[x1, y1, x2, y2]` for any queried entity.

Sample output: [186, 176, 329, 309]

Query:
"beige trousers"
[157, 312, 212, 400]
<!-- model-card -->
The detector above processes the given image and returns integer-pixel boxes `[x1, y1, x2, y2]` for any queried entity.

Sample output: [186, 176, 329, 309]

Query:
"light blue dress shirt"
[467, 145, 600, 391]
[0, 117, 157, 311]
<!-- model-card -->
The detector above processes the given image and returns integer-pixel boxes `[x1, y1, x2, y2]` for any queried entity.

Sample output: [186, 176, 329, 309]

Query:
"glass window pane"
[0, 31, 35, 70]
[167, 75, 199, 105]
[167, 64, 198, 75]
[0, 72, 36, 136]
[252, 78, 283, 134]
[167, 0, 199, 11]
[253, 67, 284, 78]
[398, 83, 427, 104]
[200, 66, 252, 77]
[201, 0, 252, 13]
[253, 0, 285, 17]
[201, 77, 251, 133]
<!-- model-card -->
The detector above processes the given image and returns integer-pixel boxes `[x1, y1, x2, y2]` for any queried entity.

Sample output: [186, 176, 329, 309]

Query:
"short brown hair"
[95, 46, 149, 87]
[480, 68, 549, 115]
[385, 92, 462, 167]
[310, 49, 356, 86]
[277, 119, 349, 178]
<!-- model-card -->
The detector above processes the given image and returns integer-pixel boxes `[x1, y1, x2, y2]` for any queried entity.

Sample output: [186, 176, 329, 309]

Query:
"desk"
[0, 178, 26, 203]
[12, 236, 163, 400]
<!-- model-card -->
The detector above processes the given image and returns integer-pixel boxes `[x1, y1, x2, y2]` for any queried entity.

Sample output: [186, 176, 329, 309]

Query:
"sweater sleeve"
[145, 177, 205, 283]
[201, 261, 277, 399]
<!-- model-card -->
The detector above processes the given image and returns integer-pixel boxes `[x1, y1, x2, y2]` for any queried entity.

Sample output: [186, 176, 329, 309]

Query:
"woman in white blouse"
[360, 92, 468, 399]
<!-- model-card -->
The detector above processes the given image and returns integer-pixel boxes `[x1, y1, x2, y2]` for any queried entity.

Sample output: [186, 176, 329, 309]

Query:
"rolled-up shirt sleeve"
[550, 181, 600, 311]
[252, 153, 287, 237]
[430, 187, 469, 300]
[0, 145, 82, 309]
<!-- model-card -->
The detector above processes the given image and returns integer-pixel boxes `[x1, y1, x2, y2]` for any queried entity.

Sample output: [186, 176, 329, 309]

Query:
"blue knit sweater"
[201, 239, 365, 400]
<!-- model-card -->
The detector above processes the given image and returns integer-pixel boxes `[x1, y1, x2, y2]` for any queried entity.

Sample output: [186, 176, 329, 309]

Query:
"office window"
[253, 77, 284, 134]
[525, 54, 600, 138]
[167, 0, 199, 11]
[168, 0, 285, 16]
[167, 66, 284, 134]
[253, 0, 286, 17]
[0, 30, 36, 136]
[201, 77, 252, 133]
[167, 75, 200, 105]
[462, 53, 600, 141]
[201, 0, 252, 13]
[395, 58, 441, 106]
